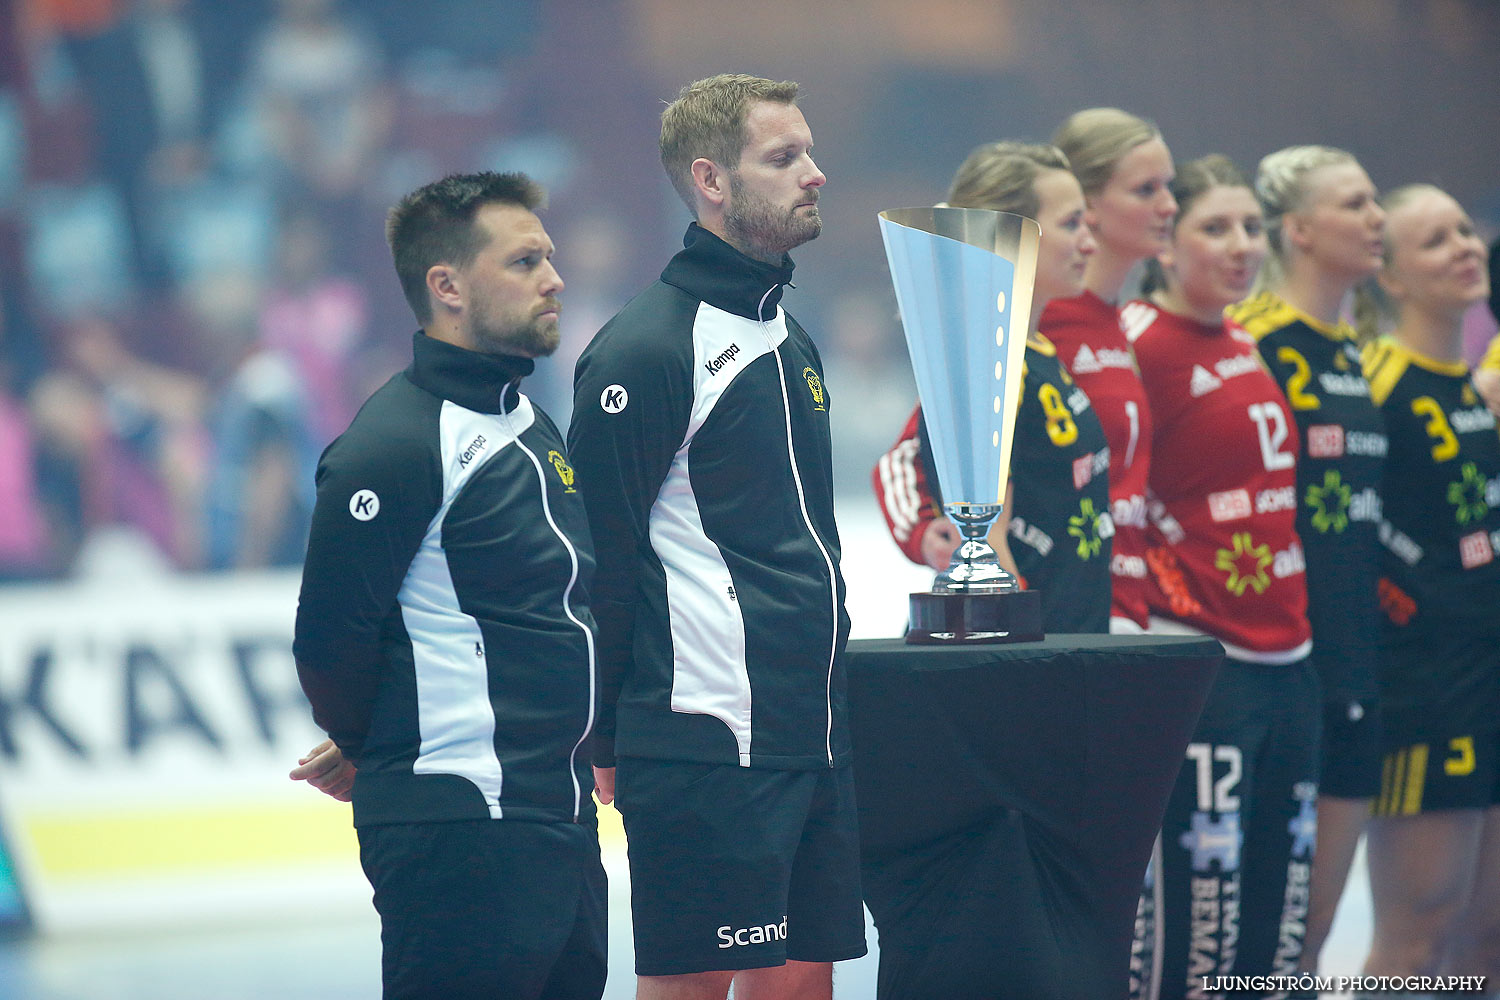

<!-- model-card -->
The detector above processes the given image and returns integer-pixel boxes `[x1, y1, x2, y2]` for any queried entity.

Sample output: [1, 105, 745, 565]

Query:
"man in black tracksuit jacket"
[567, 75, 865, 998]
[292, 173, 606, 1000]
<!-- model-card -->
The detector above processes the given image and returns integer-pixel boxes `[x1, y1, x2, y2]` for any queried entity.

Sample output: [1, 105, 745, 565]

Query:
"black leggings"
[1133, 656, 1322, 1000]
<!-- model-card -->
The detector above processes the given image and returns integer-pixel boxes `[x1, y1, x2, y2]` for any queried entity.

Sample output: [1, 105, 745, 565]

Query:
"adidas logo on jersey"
[1072, 344, 1102, 374]
[1190, 365, 1223, 397]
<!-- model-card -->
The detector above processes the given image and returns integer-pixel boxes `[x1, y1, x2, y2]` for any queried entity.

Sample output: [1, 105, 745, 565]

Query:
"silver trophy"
[878, 206, 1044, 643]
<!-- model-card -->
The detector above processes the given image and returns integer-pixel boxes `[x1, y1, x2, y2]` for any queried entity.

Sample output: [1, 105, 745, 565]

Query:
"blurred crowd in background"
[0, 0, 686, 580]
[0, 0, 1495, 583]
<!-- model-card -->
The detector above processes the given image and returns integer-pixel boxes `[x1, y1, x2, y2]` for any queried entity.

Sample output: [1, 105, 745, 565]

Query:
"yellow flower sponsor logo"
[1305, 470, 1351, 534]
[1068, 497, 1103, 559]
[1215, 531, 1273, 596]
[1448, 462, 1488, 526]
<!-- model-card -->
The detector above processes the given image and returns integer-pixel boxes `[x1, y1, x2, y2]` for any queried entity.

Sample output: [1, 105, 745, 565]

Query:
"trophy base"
[906, 590, 1044, 645]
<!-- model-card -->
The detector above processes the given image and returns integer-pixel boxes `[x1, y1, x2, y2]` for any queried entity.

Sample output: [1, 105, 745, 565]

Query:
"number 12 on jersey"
[1248, 402, 1295, 471]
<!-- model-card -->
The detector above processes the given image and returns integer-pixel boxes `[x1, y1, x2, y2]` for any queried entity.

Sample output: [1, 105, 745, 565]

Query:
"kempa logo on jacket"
[349, 490, 380, 520]
[704, 343, 742, 375]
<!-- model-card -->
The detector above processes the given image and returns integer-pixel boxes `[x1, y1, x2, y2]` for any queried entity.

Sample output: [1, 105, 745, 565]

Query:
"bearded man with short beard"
[291, 171, 608, 1000]
[568, 75, 865, 1000]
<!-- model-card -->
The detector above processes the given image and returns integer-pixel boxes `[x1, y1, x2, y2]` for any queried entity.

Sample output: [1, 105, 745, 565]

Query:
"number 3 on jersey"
[1411, 395, 1459, 462]
[1248, 402, 1294, 471]
[1040, 383, 1078, 446]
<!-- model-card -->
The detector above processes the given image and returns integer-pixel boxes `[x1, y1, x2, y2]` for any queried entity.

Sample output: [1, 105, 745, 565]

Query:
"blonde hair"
[945, 141, 1070, 218]
[1352, 182, 1449, 343]
[1252, 144, 1359, 293]
[1051, 108, 1160, 199]
[659, 74, 800, 213]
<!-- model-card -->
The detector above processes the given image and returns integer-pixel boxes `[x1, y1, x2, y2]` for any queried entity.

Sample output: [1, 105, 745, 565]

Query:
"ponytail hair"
[1139, 154, 1252, 297]
[1252, 145, 1358, 294]
[945, 140, 1071, 218]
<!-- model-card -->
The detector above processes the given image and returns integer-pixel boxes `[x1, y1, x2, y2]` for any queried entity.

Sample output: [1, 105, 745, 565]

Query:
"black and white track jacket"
[294, 332, 597, 828]
[569, 224, 851, 771]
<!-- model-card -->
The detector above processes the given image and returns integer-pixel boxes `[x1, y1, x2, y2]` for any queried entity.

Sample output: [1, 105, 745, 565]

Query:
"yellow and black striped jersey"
[1233, 292, 1384, 703]
[1363, 336, 1500, 629]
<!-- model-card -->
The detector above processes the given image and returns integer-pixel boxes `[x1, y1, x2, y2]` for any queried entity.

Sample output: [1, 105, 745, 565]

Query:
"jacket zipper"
[756, 285, 838, 767]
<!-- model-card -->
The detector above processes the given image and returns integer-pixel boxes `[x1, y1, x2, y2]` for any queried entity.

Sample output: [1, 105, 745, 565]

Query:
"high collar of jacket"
[661, 223, 795, 321]
[407, 331, 535, 413]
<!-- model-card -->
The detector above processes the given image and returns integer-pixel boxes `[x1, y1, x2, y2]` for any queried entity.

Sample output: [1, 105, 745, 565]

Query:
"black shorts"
[358, 819, 607, 1000]
[1379, 622, 1500, 744]
[1318, 697, 1383, 799]
[1372, 728, 1500, 816]
[615, 757, 867, 976]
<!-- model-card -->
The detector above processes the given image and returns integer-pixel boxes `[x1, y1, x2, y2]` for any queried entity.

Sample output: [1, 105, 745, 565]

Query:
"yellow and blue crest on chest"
[802, 366, 826, 411]
[548, 450, 577, 492]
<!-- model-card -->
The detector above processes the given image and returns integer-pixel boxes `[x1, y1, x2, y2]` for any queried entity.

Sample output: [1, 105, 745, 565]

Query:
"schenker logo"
[705, 343, 742, 375]
[717, 916, 787, 949]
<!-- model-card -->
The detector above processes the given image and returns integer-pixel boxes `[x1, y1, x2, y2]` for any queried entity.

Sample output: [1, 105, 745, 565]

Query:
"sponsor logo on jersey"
[1379, 577, 1417, 625]
[1010, 515, 1053, 557]
[704, 343, 742, 376]
[1214, 353, 1263, 381]
[1459, 530, 1494, 570]
[458, 434, 488, 468]
[1071, 344, 1135, 374]
[1348, 486, 1382, 524]
[1345, 431, 1388, 457]
[1068, 498, 1112, 559]
[1208, 489, 1252, 522]
[1379, 521, 1424, 567]
[1255, 486, 1297, 514]
[1112, 553, 1148, 578]
[1113, 493, 1148, 529]
[1451, 406, 1497, 434]
[1072, 448, 1110, 490]
[1151, 499, 1187, 544]
[548, 450, 577, 492]
[1305, 471, 1352, 533]
[1273, 541, 1306, 578]
[349, 489, 380, 521]
[1449, 462, 1490, 526]
[1317, 371, 1371, 397]
[803, 366, 827, 411]
[1190, 365, 1223, 398]
[717, 917, 787, 949]
[600, 384, 628, 413]
[1215, 531, 1274, 595]
[1306, 425, 1344, 459]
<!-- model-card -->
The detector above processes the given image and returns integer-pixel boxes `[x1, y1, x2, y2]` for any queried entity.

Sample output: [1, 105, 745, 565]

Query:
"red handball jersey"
[1124, 300, 1312, 662]
[1041, 293, 1153, 630]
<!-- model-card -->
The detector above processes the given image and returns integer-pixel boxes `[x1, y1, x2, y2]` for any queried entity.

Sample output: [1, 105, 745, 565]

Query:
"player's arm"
[292, 429, 439, 763]
[872, 404, 956, 569]
[568, 329, 692, 769]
